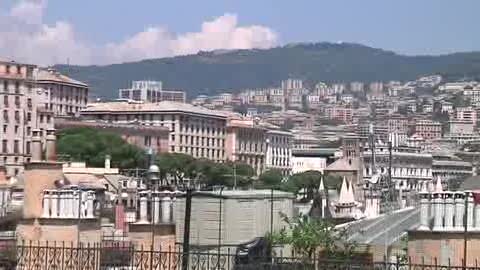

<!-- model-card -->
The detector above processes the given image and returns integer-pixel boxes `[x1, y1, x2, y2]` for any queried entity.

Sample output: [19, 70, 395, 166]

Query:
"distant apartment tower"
[350, 82, 365, 92]
[119, 80, 186, 103]
[455, 107, 477, 125]
[369, 81, 384, 92]
[0, 59, 54, 176]
[410, 119, 442, 140]
[35, 68, 89, 116]
[281, 79, 303, 90]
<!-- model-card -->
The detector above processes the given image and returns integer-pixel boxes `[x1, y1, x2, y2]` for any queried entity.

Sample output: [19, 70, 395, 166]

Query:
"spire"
[346, 180, 355, 203]
[434, 176, 443, 192]
[338, 176, 349, 204]
[318, 177, 325, 193]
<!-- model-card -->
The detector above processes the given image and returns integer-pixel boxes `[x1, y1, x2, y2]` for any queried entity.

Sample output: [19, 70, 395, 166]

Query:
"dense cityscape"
[2, 1, 480, 269]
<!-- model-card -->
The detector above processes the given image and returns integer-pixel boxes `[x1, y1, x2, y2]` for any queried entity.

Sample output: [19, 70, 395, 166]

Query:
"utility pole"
[270, 188, 274, 234]
[182, 188, 193, 270]
[463, 192, 468, 270]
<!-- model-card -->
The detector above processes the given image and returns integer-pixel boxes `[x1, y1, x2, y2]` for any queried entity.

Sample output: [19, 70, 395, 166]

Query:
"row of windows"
[176, 146, 225, 159]
[237, 141, 265, 153]
[177, 135, 224, 147]
[269, 157, 290, 167]
[1, 139, 25, 154]
[0, 80, 27, 94]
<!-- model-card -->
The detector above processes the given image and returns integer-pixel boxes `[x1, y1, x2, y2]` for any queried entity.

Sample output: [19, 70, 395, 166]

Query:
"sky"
[1, 0, 479, 66]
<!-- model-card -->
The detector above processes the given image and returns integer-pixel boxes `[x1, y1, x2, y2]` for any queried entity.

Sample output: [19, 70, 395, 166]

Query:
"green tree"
[57, 127, 146, 169]
[257, 169, 284, 189]
[156, 152, 196, 184]
[283, 171, 323, 199]
[271, 214, 357, 259]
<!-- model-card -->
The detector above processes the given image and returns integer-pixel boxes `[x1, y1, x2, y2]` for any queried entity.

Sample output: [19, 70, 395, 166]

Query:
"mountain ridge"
[54, 42, 480, 99]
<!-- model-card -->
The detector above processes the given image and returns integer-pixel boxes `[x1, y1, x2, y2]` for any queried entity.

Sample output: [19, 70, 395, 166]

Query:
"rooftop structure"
[118, 80, 186, 103]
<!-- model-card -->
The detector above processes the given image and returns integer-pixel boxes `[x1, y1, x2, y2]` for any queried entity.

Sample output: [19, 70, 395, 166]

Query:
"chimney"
[31, 129, 42, 161]
[444, 192, 454, 231]
[454, 192, 465, 231]
[418, 192, 431, 231]
[105, 155, 111, 169]
[45, 128, 57, 161]
[432, 192, 444, 231]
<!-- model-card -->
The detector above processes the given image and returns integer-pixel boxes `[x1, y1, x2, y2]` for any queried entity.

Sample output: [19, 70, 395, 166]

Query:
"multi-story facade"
[0, 59, 54, 177]
[324, 105, 353, 123]
[362, 142, 433, 190]
[81, 101, 227, 162]
[350, 81, 364, 93]
[225, 118, 267, 175]
[35, 68, 89, 116]
[455, 106, 477, 125]
[281, 79, 303, 90]
[119, 81, 186, 103]
[410, 119, 442, 140]
[225, 118, 293, 176]
[266, 129, 293, 176]
[55, 118, 170, 154]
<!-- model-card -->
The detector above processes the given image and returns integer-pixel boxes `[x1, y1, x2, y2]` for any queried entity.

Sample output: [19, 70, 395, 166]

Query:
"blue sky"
[1, 0, 479, 65]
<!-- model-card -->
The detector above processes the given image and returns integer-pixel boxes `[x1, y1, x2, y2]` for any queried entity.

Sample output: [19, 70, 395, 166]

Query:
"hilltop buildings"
[119, 80, 186, 103]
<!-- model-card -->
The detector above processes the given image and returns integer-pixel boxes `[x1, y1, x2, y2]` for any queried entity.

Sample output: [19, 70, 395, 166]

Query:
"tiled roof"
[82, 101, 229, 118]
[35, 68, 88, 87]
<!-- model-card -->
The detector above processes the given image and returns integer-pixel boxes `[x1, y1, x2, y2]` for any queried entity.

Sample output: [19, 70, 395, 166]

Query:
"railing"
[6, 241, 480, 270]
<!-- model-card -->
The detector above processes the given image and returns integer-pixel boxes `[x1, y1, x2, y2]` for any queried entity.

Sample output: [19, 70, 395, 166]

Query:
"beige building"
[226, 118, 293, 175]
[55, 118, 170, 154]
[81, 101, 228, 162]
[226, 118, 267, 175]
[266, 129, 293, 175]
[35, 68, 89, 116]
[0, 59, 54, 177]
[410, 119, 442, 140]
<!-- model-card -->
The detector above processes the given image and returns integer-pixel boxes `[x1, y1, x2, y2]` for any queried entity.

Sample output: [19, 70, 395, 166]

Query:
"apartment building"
[350, 81, 365, 93]
[266, 129, 293, 176]
[455, 106, 477, 124]
[324, 105, 353, 123]
[0, 59, 54, 177]
[225, 118, 268, 175]
[119, 81, 186, 103]
[35, 68, 89, 116]
[410, 119, 442, 140]
[81, 101, 228, 162]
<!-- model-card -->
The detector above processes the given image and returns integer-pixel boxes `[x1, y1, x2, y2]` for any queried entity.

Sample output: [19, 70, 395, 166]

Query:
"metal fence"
[5, 241, 480, 270]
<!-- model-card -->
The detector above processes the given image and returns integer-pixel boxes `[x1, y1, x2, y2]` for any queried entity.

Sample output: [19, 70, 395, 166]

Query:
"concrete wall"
[16, 220, 101, 244]
[175, 193, 294, 247]
[23, 162, 64, 219]
[408, 231, 480, 267]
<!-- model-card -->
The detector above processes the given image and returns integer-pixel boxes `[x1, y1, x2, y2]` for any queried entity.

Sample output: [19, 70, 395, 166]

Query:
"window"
[3, 96, 8, 107]
[3, 81, 7, 92]
[13, 140, 19, 154]
[15, 82, 20, 94]
[2, 140, 7, 153]
[15, 96, 20, 108]
[14, 125, 18, 134]
[27, 112, 31, 122]
[26, 141, 31, 154]
[3, 110, 8, 122]
[2, 125, 6, 132]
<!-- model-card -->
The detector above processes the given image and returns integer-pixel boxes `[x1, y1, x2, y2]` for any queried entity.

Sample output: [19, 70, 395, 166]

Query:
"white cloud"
[0, 1, 278, 66]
